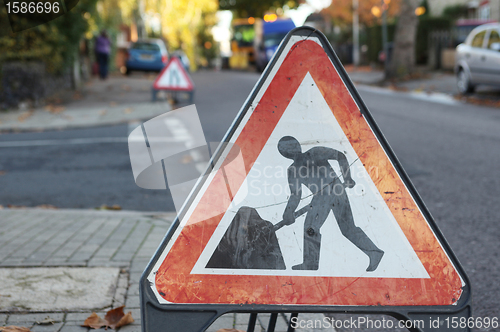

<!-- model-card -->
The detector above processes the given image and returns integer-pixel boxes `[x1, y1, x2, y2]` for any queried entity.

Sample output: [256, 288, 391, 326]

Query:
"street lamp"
[381, 0, 390, 73]
[371, 0, 390, 73]
[353, 0, 359, 66]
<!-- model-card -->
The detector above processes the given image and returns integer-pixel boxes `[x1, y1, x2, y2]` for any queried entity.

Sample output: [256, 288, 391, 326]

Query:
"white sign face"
[154, 58, 193, 90]
[191, 72, 429, 279]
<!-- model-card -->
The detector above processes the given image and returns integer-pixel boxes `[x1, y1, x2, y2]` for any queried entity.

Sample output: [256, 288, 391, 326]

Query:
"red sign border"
[151, 37, 466, 307]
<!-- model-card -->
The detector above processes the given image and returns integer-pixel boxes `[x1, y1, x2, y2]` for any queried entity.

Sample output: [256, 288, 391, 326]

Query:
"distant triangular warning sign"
[153, 57, 194, 91]
[144, 29, 468, 309]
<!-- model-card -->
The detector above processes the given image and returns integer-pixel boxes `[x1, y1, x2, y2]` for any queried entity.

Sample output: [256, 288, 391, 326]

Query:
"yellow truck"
[229, 18, 257, 69]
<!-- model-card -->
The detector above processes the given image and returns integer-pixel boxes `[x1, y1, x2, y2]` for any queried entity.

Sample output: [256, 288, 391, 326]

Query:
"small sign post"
[152, 56, 194, 103]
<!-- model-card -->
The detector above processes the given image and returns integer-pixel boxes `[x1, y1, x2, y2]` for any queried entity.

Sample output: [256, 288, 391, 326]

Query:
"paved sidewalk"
[344, 66, 385, 86]
[0, 208, 171, 331]
[1, 69, 497, 134]
[0, 208, 335, 332]
[0, 101, 171, 132]
[0, 75, 172, 132]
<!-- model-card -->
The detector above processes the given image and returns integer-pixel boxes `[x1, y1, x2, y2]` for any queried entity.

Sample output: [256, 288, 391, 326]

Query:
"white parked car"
[455, 23, 500, 94]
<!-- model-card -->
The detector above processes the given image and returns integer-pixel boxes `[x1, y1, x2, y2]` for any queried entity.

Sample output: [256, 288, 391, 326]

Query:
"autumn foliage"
[321, 0, 400, 26]
[82, 306, 134, 330]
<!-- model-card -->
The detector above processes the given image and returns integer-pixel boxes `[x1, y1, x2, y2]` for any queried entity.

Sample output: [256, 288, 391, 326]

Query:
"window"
[488, 30, 500, 49]
[471, 30, 486, 48]
[131, 43, 160, 51]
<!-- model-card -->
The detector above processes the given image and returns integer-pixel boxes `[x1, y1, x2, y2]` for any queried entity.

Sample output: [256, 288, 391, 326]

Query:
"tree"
[0, 0, 99, 73]
[386, 0, 420, 78]
[142, 0, 218, 70]
[321, 0, 400, 28]
[220, 0, 299, 18]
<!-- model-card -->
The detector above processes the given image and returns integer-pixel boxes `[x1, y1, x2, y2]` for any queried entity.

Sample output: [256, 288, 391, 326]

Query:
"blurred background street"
[1, 0, 500, 330]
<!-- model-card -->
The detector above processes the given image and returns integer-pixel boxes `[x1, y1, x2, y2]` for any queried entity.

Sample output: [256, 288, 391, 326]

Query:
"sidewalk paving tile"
[22, 217, 86, 265]
[92, 220, 137, 260]
[64, 313, 93, 322]
[31, 322, 64, 332]
[234, 313, 251, 326]
[7, 313, 65, 324]
[59, 323, 89, 332]
[0, 212, 36, 244]
[125, 296, 141, 309]
[113, 272, 129, 308]
[206, 313, 235, 332]
[126, 283, 140, 297]
[1, 215, 56, 264]
[2, 322, 35, 329]
[257, 313, 289, 332]
[116, 325, 141, 332]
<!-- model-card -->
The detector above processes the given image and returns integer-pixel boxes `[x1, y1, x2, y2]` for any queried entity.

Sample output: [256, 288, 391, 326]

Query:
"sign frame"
[140, 27, 471, 332]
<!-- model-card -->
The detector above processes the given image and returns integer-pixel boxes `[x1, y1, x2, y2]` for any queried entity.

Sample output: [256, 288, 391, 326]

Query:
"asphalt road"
[0, 71, 260, 211]
[0, 70, 499, 324]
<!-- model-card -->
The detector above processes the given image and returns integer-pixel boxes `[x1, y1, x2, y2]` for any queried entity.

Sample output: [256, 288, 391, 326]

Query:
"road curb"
[0, 101, 172, 133]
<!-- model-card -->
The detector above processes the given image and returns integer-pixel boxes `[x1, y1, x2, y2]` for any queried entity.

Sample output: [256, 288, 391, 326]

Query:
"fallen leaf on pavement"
[73, 92, 83, 100]
[82, 307, 134, 330]
[109, 101, 118, 107]
[0, 170, 6, 176]
[7, 204, 28, 209]
[344, 64, 375, 73]
[123, 108, 133, 114]
[36, 317, 56, 325]
[17, 111, 34, 122]
[44, 105, 65, 114]
[105, 306, 134, 329]
[36, 204, 58, 209]
[0, 326, 31, 332]
[181, 154, 193, 164]
[82, 312, 107, 329]
[99, 109, 107, 116]
[96, 204, 122, 211]
[454, 94, 500, 108]
[388, 84, 409, 92]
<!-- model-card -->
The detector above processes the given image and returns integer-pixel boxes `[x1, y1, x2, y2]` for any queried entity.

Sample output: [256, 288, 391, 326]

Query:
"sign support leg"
[151, 88, 157, 102]
[287, 313, 298, 332]
[247, 313, 258, 332]
[267, 313, 278, 332]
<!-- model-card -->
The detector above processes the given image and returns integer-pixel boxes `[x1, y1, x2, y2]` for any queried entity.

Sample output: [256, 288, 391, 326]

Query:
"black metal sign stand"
[140, 27, 471, 332]
[151, 88, 194, 104]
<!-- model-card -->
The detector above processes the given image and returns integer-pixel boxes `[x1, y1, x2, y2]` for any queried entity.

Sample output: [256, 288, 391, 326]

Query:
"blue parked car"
[125, 39, 169, 75]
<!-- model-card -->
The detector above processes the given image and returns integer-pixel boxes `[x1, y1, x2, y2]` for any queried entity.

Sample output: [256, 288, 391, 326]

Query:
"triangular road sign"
[153, 57, 194, 91]
[140, 28, 470, 331]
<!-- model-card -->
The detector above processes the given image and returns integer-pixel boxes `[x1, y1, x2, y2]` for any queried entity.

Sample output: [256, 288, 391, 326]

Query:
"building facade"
[428, 0, 499, 21]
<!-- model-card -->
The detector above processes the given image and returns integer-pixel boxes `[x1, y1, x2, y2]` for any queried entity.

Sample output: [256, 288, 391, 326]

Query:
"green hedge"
[416, 17, 452, 64]
[0, 0, 99, 74]
[365, 23, 396, 64]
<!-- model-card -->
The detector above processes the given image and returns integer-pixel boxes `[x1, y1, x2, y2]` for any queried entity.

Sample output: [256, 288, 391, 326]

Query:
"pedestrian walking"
[278, 136, 384, 272]
[95, 30, 111, 80]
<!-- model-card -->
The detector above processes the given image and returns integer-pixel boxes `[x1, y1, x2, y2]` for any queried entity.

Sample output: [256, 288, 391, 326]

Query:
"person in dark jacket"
[95, 30, 111, 79]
